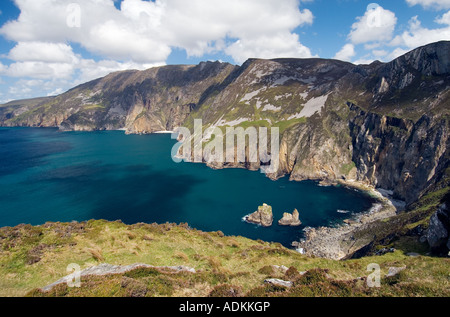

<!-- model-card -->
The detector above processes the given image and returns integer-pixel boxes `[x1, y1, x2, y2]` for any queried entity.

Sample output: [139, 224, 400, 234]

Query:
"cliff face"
[1, 41, 449, 207]
[0, 61, 238, 134]
[349, 104, 449, 204]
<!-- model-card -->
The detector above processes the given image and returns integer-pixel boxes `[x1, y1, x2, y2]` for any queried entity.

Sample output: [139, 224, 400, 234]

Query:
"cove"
[0, 127, 376, 247]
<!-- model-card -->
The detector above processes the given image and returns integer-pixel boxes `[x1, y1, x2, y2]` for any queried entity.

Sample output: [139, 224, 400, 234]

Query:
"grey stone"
[264, 279, 293, 288]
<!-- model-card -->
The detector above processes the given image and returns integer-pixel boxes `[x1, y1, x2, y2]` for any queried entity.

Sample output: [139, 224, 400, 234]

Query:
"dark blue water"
[0, 127, 376, 247]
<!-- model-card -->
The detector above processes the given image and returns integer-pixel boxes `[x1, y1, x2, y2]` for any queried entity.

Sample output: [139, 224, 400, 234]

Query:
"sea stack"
[246, 204, 274, 227]
[278, 209, 302, 227]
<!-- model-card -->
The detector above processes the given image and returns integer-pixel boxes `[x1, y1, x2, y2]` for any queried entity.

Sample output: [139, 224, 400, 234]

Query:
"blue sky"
[0, 0, 449, 103]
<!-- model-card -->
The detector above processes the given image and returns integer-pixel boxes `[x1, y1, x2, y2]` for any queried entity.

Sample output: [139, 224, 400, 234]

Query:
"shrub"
[208, 284, 243, 297]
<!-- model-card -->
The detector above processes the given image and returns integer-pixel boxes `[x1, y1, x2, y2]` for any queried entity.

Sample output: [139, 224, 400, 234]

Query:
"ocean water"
[0, 127, 376, 247]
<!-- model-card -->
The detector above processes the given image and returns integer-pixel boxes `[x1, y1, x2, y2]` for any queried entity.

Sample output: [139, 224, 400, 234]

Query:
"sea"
[0, 127, 376, 247]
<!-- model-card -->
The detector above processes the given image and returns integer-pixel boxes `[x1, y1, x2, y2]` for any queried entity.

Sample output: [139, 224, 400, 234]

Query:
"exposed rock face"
[264, 279, 293, 288]
[386, 266, 407, 278]
[41, 263, 196, 292]
[1, 62, 237, 134]
[349, 103, 449, 205]
[246, 204, 273, 227]
[427, 196, 450, 254]
[278, 209, 302, 226]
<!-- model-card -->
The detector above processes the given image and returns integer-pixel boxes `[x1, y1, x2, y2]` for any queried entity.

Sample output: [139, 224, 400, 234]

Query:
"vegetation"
[0, 197, 448, 297]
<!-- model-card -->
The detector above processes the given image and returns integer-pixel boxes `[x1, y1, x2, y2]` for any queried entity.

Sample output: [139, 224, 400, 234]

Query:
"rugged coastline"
[1, 41, 449, 262]
[204, 157, 402, 260]
[293, 179, 399, 260]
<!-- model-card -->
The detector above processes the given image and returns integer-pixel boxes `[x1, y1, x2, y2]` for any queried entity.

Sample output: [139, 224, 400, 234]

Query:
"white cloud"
[386, 47, 410, 60]
[372, 49, 388, 57]
[333, 44, 355, 62]
[390, 15, 450, 49]
[0, 0, 315, 100]
[226, 32, 314, 64]
[435, 10, 450, 24]
[352, 57, 376, 65]
[162, 0, 313, 58]
[5, 61, 75, 79]
[8, 42, 78, 63]
[405, 0, 450, 10]
[76, 59, 164, 84]
[47, 88, 64, 96]
[1, 0, 313, 65]
[349, 5, 397, 44]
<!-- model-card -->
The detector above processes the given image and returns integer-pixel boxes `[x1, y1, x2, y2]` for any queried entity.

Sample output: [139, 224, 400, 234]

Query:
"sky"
[0, 0, 449, 103]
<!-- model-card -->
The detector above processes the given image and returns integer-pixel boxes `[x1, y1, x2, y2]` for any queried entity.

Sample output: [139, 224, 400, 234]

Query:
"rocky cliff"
[1, 41, 449, 209]
[0, 61, 238, 134]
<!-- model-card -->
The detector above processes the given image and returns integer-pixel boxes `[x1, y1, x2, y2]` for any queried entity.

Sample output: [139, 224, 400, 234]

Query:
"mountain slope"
[0, 61, 238, 133]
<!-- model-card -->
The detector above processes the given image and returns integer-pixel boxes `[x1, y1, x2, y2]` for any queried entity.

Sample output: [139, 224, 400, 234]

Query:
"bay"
[0, 127, 376, 247]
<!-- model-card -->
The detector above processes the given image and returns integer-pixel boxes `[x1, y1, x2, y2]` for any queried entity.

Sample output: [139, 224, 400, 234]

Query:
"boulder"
[426, 201, 450, 254]
[246, 204, 273, 227]
[386, 266, 406, 278]
[264, 279, 293, 288]
[278, 209, 302, 226]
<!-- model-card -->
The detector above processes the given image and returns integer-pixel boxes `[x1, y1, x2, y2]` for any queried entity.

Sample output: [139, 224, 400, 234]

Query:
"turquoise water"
[0, 127, 375, 247]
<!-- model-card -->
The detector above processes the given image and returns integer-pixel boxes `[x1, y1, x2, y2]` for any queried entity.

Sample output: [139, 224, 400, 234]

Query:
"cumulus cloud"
[0, 0, 315, 100]
[333, 44, 356, 62]
[8, 42, 78, 64]
[337, 4, 400, 64]
[349, 4, 397, 45]
[435, 10, 450, 23]
[1, 0, 313, 65]
[405, 0, 450, 10]
[5, 60, 75, 79]
[162, 0, 313, 58]
[390, 14, 450, 49]
[0, 0, 170, 63]
[226, 32, 314, 64]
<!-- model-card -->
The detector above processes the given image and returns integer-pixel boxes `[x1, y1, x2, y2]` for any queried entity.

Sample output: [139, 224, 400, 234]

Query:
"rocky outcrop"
[41, 263, 196, 292]
[264, 279, 293, 288]
[245, 204, 273, 227]
[1, 61, 238, 134]
[349, 103, 449, 205]
[426, 194, 450, 255]
[278, 209, 302, 226]
[296, 192, 398, 260]
[386, 266, 407, 278]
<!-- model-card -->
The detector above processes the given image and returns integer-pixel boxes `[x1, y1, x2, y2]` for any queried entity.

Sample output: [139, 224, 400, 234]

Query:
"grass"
[273, 117, 307, 134]
[83, 104, 105, 110]
[0, 215, 449, 297]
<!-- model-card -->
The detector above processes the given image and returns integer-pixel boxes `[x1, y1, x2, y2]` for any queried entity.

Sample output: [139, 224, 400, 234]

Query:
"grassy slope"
[1, 182, 449, 298]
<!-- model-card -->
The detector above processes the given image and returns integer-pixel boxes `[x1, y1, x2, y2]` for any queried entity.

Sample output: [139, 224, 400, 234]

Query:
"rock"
[271, 265, 289, 274]
[278, 209, 302, 226]
[343, 219, 358, 225]
[386, 266, 406, 278]
[41, 263, 196, 292]
[264, 279, 293, 288]
[246, 204, 273, 227]
[375, 248, 396, 256]
[426, 202, 450, 254]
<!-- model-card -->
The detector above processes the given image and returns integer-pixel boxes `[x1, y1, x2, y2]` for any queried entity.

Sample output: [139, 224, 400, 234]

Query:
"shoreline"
[0, 126, 402, 260]
[292, 179, 400, 260]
